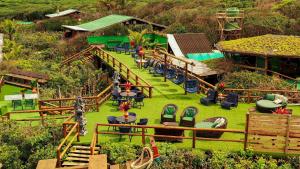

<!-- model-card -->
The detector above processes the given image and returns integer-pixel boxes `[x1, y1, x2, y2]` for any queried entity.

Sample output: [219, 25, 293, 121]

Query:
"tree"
[0, 20, 17, 40]
[128, 29, 148, 47]
[2, 39, 23, 60]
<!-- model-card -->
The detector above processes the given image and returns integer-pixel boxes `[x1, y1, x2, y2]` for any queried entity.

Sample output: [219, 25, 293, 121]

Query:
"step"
[68, 153, 91, 158]
[62, 161, 88, 166]
[66, 157, 89, 162]
[72, 145, 100, 151]
[70, 150, 99, 154]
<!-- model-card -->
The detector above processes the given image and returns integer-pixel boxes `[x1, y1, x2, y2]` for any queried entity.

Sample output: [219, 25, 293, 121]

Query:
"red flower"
[272, 108, 289, 115]
[130, 41, 135, 47]
[119, 101, 131, 111]
[125, 82, 132, 90]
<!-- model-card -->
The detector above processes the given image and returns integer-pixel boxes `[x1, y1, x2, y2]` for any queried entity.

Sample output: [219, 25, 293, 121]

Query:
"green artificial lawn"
[77, 51, 300, 152]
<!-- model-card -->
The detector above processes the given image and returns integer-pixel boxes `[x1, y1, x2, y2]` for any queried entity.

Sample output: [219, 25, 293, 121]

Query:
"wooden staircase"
[61, 46, 96, 66]
[62, 145, 101, 167]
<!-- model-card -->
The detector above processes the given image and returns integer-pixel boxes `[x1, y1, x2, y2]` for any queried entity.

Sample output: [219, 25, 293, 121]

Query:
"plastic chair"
[200, 89, 218, 106]
[12, 100, 23, 110]
[107, 116, 118, 131]
[24, 99, 35, 109]
[221, 93, 239, 110]
[119, 126, 133, 141]
[154, 63, 165, 76]
[184, 79, 199, 93]
[166, 68, 176, 79]
[133, 94, 145, 109]
[172, 73, 185, 85]
[136, 118, 148, 132]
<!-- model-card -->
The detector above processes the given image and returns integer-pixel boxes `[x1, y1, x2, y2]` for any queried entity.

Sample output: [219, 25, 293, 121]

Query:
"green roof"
[45, 9, 79, 18]
[63, 15, 133, 32]
[217, 34, 300, 58]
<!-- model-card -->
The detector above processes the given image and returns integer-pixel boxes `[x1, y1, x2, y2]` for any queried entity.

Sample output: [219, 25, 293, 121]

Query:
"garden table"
[120, 92, 137, 101]
[116, 115, 136, 124]
[24, 93, 39, 99]
[135, 59, 148, 69]
[4, 94, 22, 101]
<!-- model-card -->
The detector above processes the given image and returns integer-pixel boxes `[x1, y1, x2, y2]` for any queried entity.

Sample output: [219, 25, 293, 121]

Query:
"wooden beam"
[36, 159, 57, 169]
[88, 155, 107, 169]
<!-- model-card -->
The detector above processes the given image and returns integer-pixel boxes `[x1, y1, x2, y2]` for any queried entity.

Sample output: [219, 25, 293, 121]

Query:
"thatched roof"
[216, 34, 300, 58]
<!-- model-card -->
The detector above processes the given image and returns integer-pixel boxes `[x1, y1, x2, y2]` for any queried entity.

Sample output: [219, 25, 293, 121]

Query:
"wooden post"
[135, 76, 138, 85]
[96, 98, 99, 112]
[149, 87, 152, 98]
[247, 90, 251, 103]
[244, 113, 250, 150]
[192, 130, 196, 148]
[127, 69, 130, 80]
[142, 128, 146, 145]
[284, 115, 291, 154]
[113, 58, 115, 67]
[56, 151, 61, 167]
[119, 62, 122, 73]
[41, 114, 45, 126]
[264, 56, 268, 75]
[164, 54, 167, 82]
[184, 63, 188, 95]
[63, 124, 67, 137]
[77, 123, 80, 142]
[96, 127, 99, 144]
[38, 101, 42, 110]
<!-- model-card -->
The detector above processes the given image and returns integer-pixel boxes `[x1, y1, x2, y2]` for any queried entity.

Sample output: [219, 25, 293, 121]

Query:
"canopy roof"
[45, 9, 79, 18]
[217, 34, 300, 58]
[62, 14, 166, 32]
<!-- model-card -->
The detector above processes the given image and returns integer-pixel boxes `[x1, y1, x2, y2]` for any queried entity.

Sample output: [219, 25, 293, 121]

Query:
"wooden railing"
[223, 88, 300, 103]
[94, 47, 154, 98]
[61, 46, 95, 65]
[57, 122, 80, 167]
[152, 50, 215, 93]
[0, 76, 4, 92]
[234, 64, 299, 88]
[39, 84, 113, 112]
[1, 108, 74, 125]
[90, 123, 246, 152]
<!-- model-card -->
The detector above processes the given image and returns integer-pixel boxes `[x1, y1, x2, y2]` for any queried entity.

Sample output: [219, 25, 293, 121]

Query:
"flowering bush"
[119, 101, 131, 112]
[272, 107, 291, 115]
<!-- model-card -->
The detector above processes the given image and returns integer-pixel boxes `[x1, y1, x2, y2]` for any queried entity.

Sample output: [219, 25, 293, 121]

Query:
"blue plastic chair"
[221, 93, 239, 110]
[166, 68, 176, 79]
[200, 89, 218, 106]
[185, 79, 199, 93]
[107, 116, 118, 131]
[172, 73, 185, 85]
[154, 63, 165, 75]
[119, 126, 132, 141]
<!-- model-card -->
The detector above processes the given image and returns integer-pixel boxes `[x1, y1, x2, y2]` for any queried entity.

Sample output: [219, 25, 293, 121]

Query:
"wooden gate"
[246, 112, 300, 154]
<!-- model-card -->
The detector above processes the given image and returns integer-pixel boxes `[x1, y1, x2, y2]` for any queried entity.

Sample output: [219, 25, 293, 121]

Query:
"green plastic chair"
[13, 100, 23, 110]
[24, 99, 35, 110]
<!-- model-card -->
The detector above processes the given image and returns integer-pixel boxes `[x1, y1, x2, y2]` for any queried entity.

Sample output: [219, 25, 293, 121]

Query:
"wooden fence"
[223, 88, 300, 103]
[0, 76, 4, 92]
[90, 123, 246, 155]
[152, 49, 215, 93]
[1, 108, 74, 125]
[246, 113, 300, 154]
[61, 46, 95, 66]
[95, 47, 154, 98]
[39, 84, 113, 112]
[57, 122, 80, 167]
[234, 64, 299, 88]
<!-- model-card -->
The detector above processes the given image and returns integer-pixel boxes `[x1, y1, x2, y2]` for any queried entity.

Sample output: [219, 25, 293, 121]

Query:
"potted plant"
[119, 101, 131, 121]
[125, 82, 132, 95]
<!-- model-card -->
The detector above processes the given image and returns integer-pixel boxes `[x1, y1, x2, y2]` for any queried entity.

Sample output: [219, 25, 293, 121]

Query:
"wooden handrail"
[57, 123, 79, 167]
[95, 48, 153, 97]
[93, 123, 246, 149]
[62, 46, 95, 65]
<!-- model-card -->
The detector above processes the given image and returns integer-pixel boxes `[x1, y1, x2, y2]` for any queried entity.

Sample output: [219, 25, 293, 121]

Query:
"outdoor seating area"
[195, 117, 227, 138]
[256, 94, 288, 113]
[4, 93, 37, 110]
